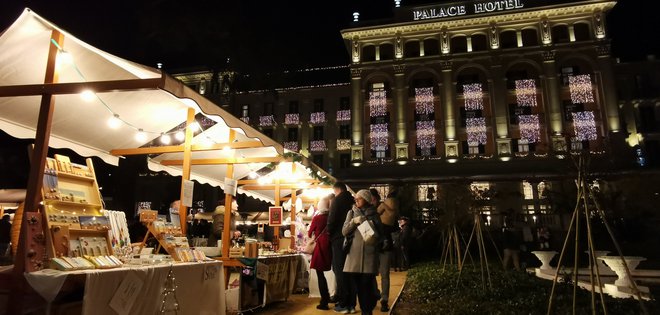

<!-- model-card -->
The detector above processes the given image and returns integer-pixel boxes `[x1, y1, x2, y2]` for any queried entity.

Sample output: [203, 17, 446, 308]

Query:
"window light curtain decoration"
[414, 87, 434, 115]
[463, 83, 483, 111]
[369, 90, 387, 117]
[572, 111, 598, 141]
[518, 114, 541, 143]
[416, 120, 436, 156]
[515, 79, 537, 107]
[466, 117, 487, 145]
[569, 74, 595, 104]
[370, 123, 389, 151]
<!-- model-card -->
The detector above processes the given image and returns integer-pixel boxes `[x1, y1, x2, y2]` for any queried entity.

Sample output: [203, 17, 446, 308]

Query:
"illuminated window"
[518, 139, 530, 153]
[370, 185, 390, 202]
[470, 182, 491, 200]
[417, 183, 438, 201]
[538, 182, 549, 199]
[522, 181, 534, 200]
[468, 145, 480, 155]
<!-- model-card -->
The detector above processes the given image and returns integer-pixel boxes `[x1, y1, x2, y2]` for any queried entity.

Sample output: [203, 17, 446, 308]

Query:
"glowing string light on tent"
[515, 79, 537, 107]
[572, 111, 598, 141]
[415, 87, 434, 115]
[370, 124, 389, 151]
[466, 117, 487, 145]
[463, 83, 483, 111]
[369, 90, 387, 117]
[569, 74, 595, 104]
[518, 114, 541, 143]
[416, 121, 436, 156]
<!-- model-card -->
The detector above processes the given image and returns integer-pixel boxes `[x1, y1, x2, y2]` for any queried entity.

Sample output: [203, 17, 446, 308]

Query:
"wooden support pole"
[222, 130, 236, 259]
[178, 108, 195, 234]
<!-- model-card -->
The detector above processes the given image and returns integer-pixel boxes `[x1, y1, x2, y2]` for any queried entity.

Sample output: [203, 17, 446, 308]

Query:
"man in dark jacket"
[327, 181, 356, 312]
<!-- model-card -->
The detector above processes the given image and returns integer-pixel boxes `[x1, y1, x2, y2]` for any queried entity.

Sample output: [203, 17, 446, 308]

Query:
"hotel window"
[241, 104, 250, 118]
[362, 45, 377, 62]
[500, 30, 517, 49]
[570, 137, 584, 151]
[313, 99, 324, 112]
[470, 182, 491, 200]
[551, 25, 570, 43]
[287, 128, 298, 141]
[339, 125, 351, 139]
[339, 97, 350, 110]
[538, 181, 549, 199]
[313, 126, 324, 141]
[417, 183, 438, 201]
[380, 43, 394, 60]
[470, 34, 488, 52]
[313, 154, 324, 167]
[423, 38, 440, 56]
[560, 66, 579, 85]
[289, 101, 299, 113]
[521, 28, 539, 46]
[573, 23, 591, 41]
[563, 101, 584, 122]
[508, 104, 532, 124]
[340, 154, 351, 169]
[522, 181, 534, 200]
[450, 36, 467, 53]
[518, 139, 530, 153]
[263, 102, 274, 115]
[468, 144, 480, 155]
[404, 40, 420, 58]
[370, 185, 390, 201]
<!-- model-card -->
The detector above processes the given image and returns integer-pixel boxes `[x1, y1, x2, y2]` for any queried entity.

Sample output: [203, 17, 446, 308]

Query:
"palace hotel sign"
[412, 0, 525, 21]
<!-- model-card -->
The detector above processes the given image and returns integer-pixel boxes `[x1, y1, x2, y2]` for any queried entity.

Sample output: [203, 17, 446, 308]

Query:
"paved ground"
[248, 270, 408, 315]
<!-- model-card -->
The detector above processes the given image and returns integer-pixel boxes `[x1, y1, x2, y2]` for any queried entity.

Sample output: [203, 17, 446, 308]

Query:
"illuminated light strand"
[310, 112, 326, 124]
[369, 90, 387, 117]
[414, 87, 435, 115]
[369, 123, 389, 151]
[284, 113, 299, 125]
[515, 79, 537, 107]
[569, 74, 595, 104]
[259, 115, 275, 127]
[463, 83, 483, 111]
[337, 139, 351, 151]
[283, 141, 299, 152]
[572, 111, 598, 141]
[309, 140, 328, 152]
[466, 117, 487, 145]
[518, 114, 540, 143]
[415, 121, 436, 155]
[336, 110, 351, 121]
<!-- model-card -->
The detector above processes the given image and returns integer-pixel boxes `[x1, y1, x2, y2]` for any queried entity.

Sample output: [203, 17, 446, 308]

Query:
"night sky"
[1, 0, 658, 75]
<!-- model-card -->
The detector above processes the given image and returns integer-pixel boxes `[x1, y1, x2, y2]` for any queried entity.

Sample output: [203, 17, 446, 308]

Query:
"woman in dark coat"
[308, 195, 333, 310]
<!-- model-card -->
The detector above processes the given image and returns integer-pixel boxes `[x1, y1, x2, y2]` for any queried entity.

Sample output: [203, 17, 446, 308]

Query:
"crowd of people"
[309, 182, 411, 315]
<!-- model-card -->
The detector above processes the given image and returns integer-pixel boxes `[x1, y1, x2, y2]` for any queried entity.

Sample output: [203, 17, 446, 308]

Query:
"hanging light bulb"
[80, 89, 96, 102]
[160, 133, 171, 145]
[188, 121, 200, 132]
[175, 130, 185, 141]
[107, 114, 122, 129]
[248, 171, 258, 179]
[57, 50, 73, 66]
[135, 129, 147, 142]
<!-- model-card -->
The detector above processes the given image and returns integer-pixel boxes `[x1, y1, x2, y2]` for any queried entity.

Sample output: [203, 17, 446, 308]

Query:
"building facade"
[173, 0, 658, 227]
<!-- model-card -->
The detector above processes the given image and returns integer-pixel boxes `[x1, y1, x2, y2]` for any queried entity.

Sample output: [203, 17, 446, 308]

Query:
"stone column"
[490, 64, 509, 139]
[441, 61, 459, 159]
[394, 64, 409, 162]
[350, 68, 364, 164]
[595, 44, 621, 133]
[541, 50, 565, 151]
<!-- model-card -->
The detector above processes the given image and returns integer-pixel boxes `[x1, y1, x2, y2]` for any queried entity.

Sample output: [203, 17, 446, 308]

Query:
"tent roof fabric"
[0, 8, 334, 204]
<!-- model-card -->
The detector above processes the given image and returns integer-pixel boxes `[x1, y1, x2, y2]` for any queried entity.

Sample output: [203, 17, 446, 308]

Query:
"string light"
[285, 113, 299, 125]
[107, 114, 122, 129]
[174, 130, 185, 142]
[336, 110, 351, 121]
[515, 79, 537, 107]
[572, 111, 598, 141]
[415, 87, 434, 115]
[160, 133, 171, 145]
[466, 117, 487, 145]
[416, 121, 436, 155]
[369, 90, 387, 117]
[283, 141, 299, 152]
[463, 83, 483, 111]
[80, 89, 95, 102]
[518, 114, 540, 143]
[188, 121, 200, 132]
[135, 129, 147, 142]
[370, 124, 389, 151]
[337, 139, 351, 151]
[310, 140, 328, 152]
[310, 112, 326, 124]
[569, 74, 595, 104]
[259, 115, 275, 127]
[248, 171, 258, 179]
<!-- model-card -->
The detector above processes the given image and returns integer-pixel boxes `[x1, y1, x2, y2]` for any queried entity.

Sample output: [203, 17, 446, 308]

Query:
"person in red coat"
[308, 194, 333, 310]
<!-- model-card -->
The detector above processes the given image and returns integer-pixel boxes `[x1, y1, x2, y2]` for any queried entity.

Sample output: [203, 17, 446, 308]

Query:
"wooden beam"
[222, 130, 236, 259]
[110, 140, 265, 156]
[237, 178, 320, 185]
[178, 108, 195, 234]
[240, 184, 310, 190]
[160, 156, 282, 165]
[0, 78, 164, 97]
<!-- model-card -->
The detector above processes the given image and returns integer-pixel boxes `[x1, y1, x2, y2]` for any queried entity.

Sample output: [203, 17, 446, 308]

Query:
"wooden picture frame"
[269, 206, 283, 226]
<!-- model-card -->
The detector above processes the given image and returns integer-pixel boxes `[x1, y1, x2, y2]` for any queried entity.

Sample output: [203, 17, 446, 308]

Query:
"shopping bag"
[357, 220, 377, 245]
[303, 236, 316, 254]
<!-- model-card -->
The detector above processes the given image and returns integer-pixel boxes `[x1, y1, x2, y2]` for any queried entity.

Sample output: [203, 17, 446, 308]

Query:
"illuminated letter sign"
[412, 0, 524, 21]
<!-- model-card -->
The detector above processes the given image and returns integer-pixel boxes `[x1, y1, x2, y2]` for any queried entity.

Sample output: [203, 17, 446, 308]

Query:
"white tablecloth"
[25, 261, 225, 315]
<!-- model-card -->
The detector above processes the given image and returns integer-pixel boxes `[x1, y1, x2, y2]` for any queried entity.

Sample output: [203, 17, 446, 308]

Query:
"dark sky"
[0, 0, 658, 74]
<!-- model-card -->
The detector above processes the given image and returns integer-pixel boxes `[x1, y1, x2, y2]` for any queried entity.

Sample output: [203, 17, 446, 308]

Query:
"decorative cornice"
[393, 64, 406, 74]
[542, 50, 555, 62]
[351, 68, 363, 78]
[441, 60, 453, 71]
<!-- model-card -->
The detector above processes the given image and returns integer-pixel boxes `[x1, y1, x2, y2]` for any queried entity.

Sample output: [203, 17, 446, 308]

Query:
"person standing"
[0, 215, 11, 258]
[342, 189, 383, 315]
[327, 181, 355, 313]
[371, 189, 398, 312]
[398, 216, 412, 270]
[502, 213, 522, 271]
[308, 195, 333, 310]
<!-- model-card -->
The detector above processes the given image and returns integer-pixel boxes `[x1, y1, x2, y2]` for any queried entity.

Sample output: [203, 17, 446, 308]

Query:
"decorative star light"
[259, 115, 275, 127]
[370, 123, 389, 151]
[569, 74, 595, 104]
[336, 110, 351, 121]
[518, 114, 540, 143]
[283, 141, 299, 152]
[310, 140, 328, 152]
[369, 90, 387, 117]
[466, 117, 487, 145]
[515, 79, 537, 107]
[415, 87, 434, 115]
[416, 121, 436, 156]
[463, 83, 483, 111]
[336, 139, 351, 151]
[284, 113, 299, 125]
[310, 112, 326, 124]
[572, 111, 597, 141]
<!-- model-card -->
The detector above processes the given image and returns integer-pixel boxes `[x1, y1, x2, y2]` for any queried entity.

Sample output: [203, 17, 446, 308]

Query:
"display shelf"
[45, 200, 102, 209]
[56, 171, 96, 182]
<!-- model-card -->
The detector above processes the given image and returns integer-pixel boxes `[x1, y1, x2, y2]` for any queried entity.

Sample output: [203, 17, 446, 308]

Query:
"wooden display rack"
[137, 212, 187, 261]
[41, 154, 113, 260]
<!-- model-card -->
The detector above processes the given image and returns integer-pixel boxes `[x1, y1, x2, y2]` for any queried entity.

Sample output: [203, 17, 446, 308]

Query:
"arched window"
[500, 30, 517, 49]
[380, 43, 394, 60]
[404, 40, 420, 58]
[471, 34, 488, 52]
[451, 36, 467, 53]
[521, 29, 538, 46]
[551, 25, 570, 43]
[362, 45, 376, 62]
[573, 23, 591, 41]
[423, 38, 440, 56]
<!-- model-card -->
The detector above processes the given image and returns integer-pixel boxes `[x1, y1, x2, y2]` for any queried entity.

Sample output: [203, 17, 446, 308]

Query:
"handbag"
[304, 225, 327, 254]
[342, 233, 354, 254]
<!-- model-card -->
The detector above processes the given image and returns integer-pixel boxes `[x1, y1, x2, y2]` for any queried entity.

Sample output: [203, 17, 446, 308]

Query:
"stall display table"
[25, 261, 225, 315]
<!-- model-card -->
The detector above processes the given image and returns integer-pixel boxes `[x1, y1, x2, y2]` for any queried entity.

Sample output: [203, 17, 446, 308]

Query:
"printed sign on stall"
[269, 206, 283, 226]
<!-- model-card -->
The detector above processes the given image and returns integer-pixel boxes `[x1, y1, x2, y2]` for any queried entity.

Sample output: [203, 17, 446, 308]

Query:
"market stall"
[0, 8, 337, 314]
